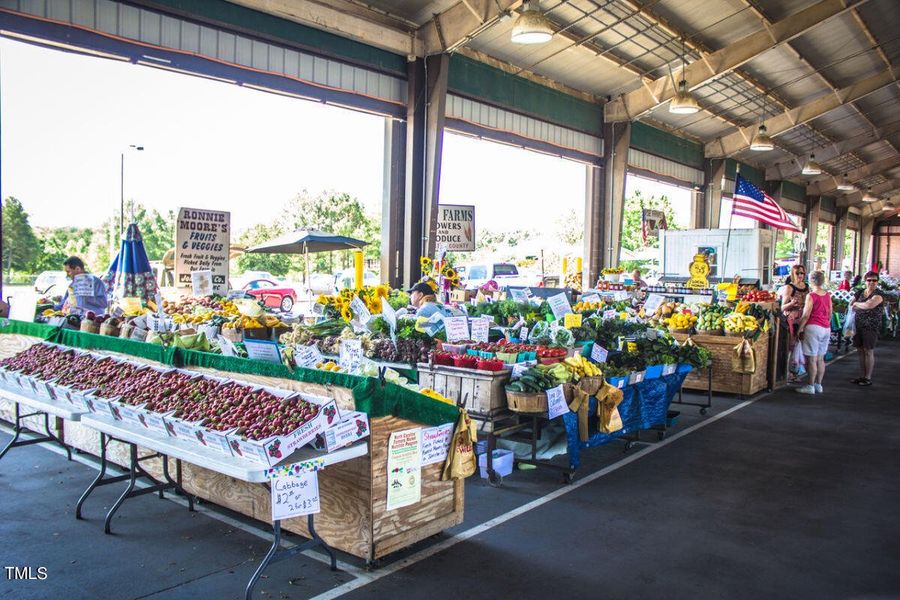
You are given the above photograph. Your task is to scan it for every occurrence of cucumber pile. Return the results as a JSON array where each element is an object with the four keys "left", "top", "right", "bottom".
[{"left": 506, "top": 367, "right": 556, "bottom": 393}]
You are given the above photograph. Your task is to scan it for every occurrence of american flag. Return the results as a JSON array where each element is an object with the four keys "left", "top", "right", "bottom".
[{"left": 732, "top": 174, "right": 801, "bottom": 232}]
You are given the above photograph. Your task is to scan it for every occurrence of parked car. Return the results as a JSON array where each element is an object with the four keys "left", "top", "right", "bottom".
[
  {"left": 333, "top": 269, "right": 380, "bottom": 292},
  {"left": 233, "top": 270, "right": 276, "bottom": 290},
  {"left": 34, "top": 271, "right": 68, "bottom": 295},
  {"left": 242, "top": 279, "right": 297, "bottom": 312},
  {"left": 462, "top": 263, "right": 530, "bottom": 290}
]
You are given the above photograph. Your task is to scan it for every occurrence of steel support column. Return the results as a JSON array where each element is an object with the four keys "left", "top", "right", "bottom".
[
  {"left": 832, "top": 208, "right": 848, "bottom": 271},
  {"left": 599, "top": 122, "right": 630, "bottom": 269},
  {"left": 381, "top": 118, "right": 406, "bottom": 288},
  {"left": 403, "top": 54, "right": 449, "bottom": 288},
  {"left": 858, "top": 218, "right": 875, "bottom": 274},
  {"left": 804, "top": 196, "right": 822, "bottom": 272},
  {"left": 584, "top": 165, "right": 605, "bottom": 288},
  {"left": 701, "top": 159, "right": 726, "bottom": 229}
]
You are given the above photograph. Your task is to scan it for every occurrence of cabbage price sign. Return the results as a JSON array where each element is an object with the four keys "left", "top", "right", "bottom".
[
  {"left": 436, "top": 204, "right": 475, "bottom": 252},
  {"left": 175, "top": 208, "right": 231, "bottom": 295}
]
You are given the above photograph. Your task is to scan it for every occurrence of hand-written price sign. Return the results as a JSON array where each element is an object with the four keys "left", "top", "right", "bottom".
[
  {"left": 294, "top": 344, "right": 323, "bottom": 369},
  {"left": 470, "top": 318, "right": 490, "bottom": 343},
  {"left": 643, "top": 294, "right": 665, "bottom": 313},
  {"left": 603, "top": 309, "right": 617, "bottom": 320},
  {"left": 271, "top": 470, "right": 320, "bottom": 520},
  {"left": 546, "top": 385, "right": 571, "bottom": 420},
  {"left": 563, "top": 313, "right": 582, "bottom": 328},
  {"left": 443, "top": 316, "right": 470, "bottom": 342},
  {"left": 591, "top": 344, "right": 609, "bottom": 364},
  {"left": 339, "top": 339, "right": 363, "bottom": 372}
]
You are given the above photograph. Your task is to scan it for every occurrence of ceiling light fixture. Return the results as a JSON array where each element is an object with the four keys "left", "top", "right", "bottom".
[
  {"left": 511, "top": 1, "right": 554, "bottom": 45},
  {"left": 669, "top": 38, "right": 699, "bottom": 115},
  {"left": 836, "top": 173, "right": 855, "bottom": 192},
  {"left": 750, "top": 124, "right": 774, "bottom": 151},
  {"left": 801, "top": 152, "right": 822, "bottom": 176},
  {"left": 862, "top": 187, "right": 877, "bottom": 202}
]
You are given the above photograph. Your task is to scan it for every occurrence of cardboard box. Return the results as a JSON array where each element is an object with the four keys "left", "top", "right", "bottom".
[
  {"left": 449, "top": 290, "right": 474, "bottom": 303},
  {"left": 312, "top": 411, "right": 370, "bottom": 453}
]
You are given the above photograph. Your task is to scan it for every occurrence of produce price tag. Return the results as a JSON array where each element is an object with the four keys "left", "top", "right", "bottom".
[
  {"left": 546, "top": 385, "right": 570, "bottom": 420},
  {"left": 643, "top": 294, "right": 665, "bottom": 313},
  {"left": 381, "top": 297, "right": 397, "bottom": 331},
  {"left": 613, "top": 291, "right": 631, "bottom": 301},
  {"left": 547, "top": 292, "right": 573, "bottom": 320},
  {"left": 582, "top": 294, "right": 602, "bottom": 304},
  {"left": 519, "top": 327, "right": 529, "bottom": 342},
  {"left": 511, "top": 362, "right": 535, "bottom": 378},
  {"left": 563, "top": 313, "right": 582, "bottom": 328},
  {"left": 590, "top": 344, "right": 609, "bottom": 364},
  {"left": 470, "top": 318, "right": 490, "bottom": 343},
  {"left": 72, "top": 274, "right": 94, "bottom": 297},
  {"left": 509, "top": 288, "right": 529, "bottom": 303},
  {"left": 602, "top": 309, "right": 617, "bottom": 320},
  {"left": 349, "top": 297, "right": 372, "bottom": 325},
  {"left": 444, "top": 316, "right": 470, "bottom": 342},
  {"left": 217, "top": 335, "right": 238, "bottom": 357},
  {"left": 684, "top": 294, "right": 708, "bottom": 305},
  {"left": 244, "top": 339, "right": 282, "bottom": 364},
  {"left": 191, "top": 270, "right": 213, "bottom": 297},
  {"left": 339, "top": 339, "right": 363, "bottom": 372},
  {"left": 271, "top": 470, "right": 320, "bottom": 520},
  {"left": 294, "top": 344, "right": 323, "bottom": 369}
]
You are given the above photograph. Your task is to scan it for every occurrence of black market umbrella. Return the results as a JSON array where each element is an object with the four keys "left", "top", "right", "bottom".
[{"left": 247, "top": 230, "right": 369, "bottom": 291}]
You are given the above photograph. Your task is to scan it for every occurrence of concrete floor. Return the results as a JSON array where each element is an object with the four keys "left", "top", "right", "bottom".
[{"left": 1, "top": 342, "right": 898, "bottom": 600}]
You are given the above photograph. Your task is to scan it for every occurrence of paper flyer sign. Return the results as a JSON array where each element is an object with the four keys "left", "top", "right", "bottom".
[
  {"left": 8, "top": 293, "right": 38, "bottom": 323},
  {"left": 271, "top": 470, "right": 320, "bottom": 520},
  {"left": 191, "top": 270, "right": 213, "bottom": 296},
  {"left": 386, "top": 429, "right": 422, "bottom": 511},
  {"left": 591, "top": 344, "right": 609, "bottom": 364},
  {"left": 564, "top": 313, "right": 582, "bottom": 328},
  {"left": 547, "top": 292, "right": 573, "bottom": 320},
  {"left": 175, "top": 207, "right": 230, "bottom": 295},
  {"left": 339, "top": 339, "right": 363, "bottom": 372},
  {"left": 244, "top": 339, "right": 282, "bottom": 364},
  {"left": 72, "top": 274, "right": 94, "bottom": 297},
  {"left": 420, "top": 423, "right": 454, "bottom": 466},
  {"left": 582, "top": 294, "right": 602, "bottom": 304},
  {"left": 349, "top": 296, "right": 372, "bottom": 324},
  {"left": 381, "top": 297, "right": 397, "bottom": 330},
  {"left": 643, "top": 294, "right": 665, "bottom": 313},
  {"left": 294, "top": 344, "right": 323, "bottom": 369},
  {"left": 546, "top": 385, "right": 570, "bottom": 420},
  {"left": 470, "top": 318, "right": 490, "bottom": 343},
  {"left": 443, "top": 316, "right": 470, "bottom": 342},
  {"left": 217, "top": 335, "right": 238, "bottom": 357}
]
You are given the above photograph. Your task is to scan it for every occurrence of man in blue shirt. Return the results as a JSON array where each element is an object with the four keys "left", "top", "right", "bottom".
[{"left": 56, "top": 256, "right": 108, "bottom": 315}]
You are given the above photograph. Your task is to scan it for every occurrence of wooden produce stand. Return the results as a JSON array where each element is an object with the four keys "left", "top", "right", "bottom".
[
  {"left": 672, "top": 331, "right": 771, "bottom": 396},
  {"left": 0, "top": 332, "right": 464, "bottom": 564},
  {"left": 416, "top": 363, "right": 510, "bottom": 418}
]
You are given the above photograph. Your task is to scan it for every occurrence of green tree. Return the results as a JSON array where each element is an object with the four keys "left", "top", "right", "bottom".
[
  {"left": 280, "top": 190, "right": 379, "bottom": 275},
  {"left": 32, "top": 227, "right": 92, "bottom": 273},
  {"left": 2, "top": 197, "right": 42, "bottom": 280},
  {"left": 555, "top": 209, "right": 584, "bottom": 246},
  {"left": 237, "top": 223, "right": 292, "bottom": 276},
  {"left": 621, "top": 190, "right": 680, "bottom": 253}
]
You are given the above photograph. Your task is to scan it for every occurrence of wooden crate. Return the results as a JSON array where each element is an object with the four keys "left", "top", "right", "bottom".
[
  {"left": 417, "top": 363, "right": 510, "bottom": 415},
  {"left": 672, "top": 333, "right": 770, "bottom": 396}
]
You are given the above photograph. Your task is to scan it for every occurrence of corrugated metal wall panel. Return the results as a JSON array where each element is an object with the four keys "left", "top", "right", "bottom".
[
  {"left": 0, "top": 0, "right": 406, "bottom": 106},
  {"left": 445, "top": 94, "right": 603, "bottom": 159},
  {"left": 627, "top": 149, "right": 703, "bottom": 186}
]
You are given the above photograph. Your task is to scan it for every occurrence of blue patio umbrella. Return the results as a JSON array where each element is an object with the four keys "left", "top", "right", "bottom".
[{"left": 103, "top": 223, "right": 159, "bottom": 302}]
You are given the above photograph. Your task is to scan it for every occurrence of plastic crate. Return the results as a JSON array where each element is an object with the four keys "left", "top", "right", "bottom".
[
  {"left": 479, "top": 449, "right": 514, "bottom": 479},
  {"left": 644, "top": 364, "right": 664, "bottom": 380}
]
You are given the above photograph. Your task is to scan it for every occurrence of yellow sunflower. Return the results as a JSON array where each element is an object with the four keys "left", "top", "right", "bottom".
[
  {"left": 443, "top": 267, "right": 457, "bottom": 280},
  {"left": 420, "top": 257, "right": 432, "bottom": 271},
  {"left": 316, "top": 294, "right": 328, "bottom": 305},
  {"left": 376, "top": 284, "right": 389, "bottom": 298},
  {"left": 340, "top": 305, "right": 353, "bottom": 321},
  {"left": 425, "top": 278, "right": 439, "bottom": 294}
]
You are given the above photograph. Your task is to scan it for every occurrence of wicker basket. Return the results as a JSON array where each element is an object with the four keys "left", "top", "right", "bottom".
[
  {"left": 668, "top": 327, "right": 692, "bottom": 334},
  {"left": 99, "top": 322, "right": 120, "bottom": 337},
  {"left": 506, "top": 390, "right": 548, "bottom": 413},
  {"left": 696, "top": 328, "right": 723, "bottom": 336},
  {"left": 80, "top": 320, "right": 100, "bottom": 334},
  {"left": 724, "top": 330, "right": 746, "bottom": 338}
]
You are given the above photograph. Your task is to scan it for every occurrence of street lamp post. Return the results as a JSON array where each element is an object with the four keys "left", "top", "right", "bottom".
[{"left": 120, "top": 144, "right": 144, "bottom": 236}]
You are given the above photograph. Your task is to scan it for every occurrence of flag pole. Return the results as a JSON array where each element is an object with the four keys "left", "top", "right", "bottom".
[{"left": 722, "top": 164, "right": 738, "bottom": 283}]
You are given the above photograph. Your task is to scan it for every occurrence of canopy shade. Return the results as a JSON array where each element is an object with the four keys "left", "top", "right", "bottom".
[{"left": 246, "top": 230, "right": 368, "bottom": 254}]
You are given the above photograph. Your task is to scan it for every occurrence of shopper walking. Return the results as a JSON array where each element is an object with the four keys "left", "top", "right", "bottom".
[
  {"left": 780, "top": 264, "right": 809, "bottom": 381},
  {"left": 838, "top": 270, "right": 853, "bottom": 291},
  {"left": 797, "top": 271, "right": 832, "bottom": 394},
  {"left": 850, "top": 271, "right": 884, "bottom": 386}
]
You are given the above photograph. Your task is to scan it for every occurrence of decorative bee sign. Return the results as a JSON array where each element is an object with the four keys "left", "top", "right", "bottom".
[{"left": 686, "top": 253, "right": 711, "bottom": 289}]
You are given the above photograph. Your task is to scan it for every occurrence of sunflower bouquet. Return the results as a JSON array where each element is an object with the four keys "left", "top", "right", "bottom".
[
  {"left": 316, "top": 284, "right": 391, "bottom": 322},
  {"left": 419, "top": 256, "right": 462, "bottom": 291}
]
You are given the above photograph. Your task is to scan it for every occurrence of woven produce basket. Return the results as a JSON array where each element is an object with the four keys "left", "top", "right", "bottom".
[
  {"left": 696, "top": 328, "right": 723, "bottom": 336},
  {"left": 80, "top": 320, "right": 100, "bottom": 334},
  {"left": 119, "top": 323, "right": 135, "bottom": 339},
  {"left": 668, "top": 327, "right": 692, "bottom": 334},
  {"left": 99, "top": 322, "right": 120, "bottom": 337},
  {"left": 506, "top": 390, "right": 548, "bottom": 413},
  {"left": 724, "top": 330, "right": 746, "bottom": 338}
]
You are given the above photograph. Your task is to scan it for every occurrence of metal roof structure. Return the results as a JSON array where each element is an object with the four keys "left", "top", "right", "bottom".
[{"left": 223, "top": 0, "right": 899, "bottom": 213}]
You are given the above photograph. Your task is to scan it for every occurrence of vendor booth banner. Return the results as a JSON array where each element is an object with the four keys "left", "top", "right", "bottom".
[{"left": 175, "top": 207, "right": 230, "bottom": 295}]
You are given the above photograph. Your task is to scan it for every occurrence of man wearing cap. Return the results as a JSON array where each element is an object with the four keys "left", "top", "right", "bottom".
[{"left": 408, "top": 281, "right": 441, "bottom": 318}]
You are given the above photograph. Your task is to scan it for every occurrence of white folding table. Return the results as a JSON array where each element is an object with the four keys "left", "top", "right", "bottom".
[{"left": 0, "top": 386, "right": 83, "bottom": 461}]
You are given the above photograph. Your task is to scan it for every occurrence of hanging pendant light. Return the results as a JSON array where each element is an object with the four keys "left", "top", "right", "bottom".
[
  {"left": 862, "top": 187, "right": 877, "bottom": 202},
  {"left": 750, "top": 124, "right": 774, "bottom": 151},
  {"left": 511, "top": 1, "right": 554, "bottom": 44},
  {"left": 882, "top": 201, "right": 895, "bottom": 212},
  {"left": 801, "top": 153, "right": 822, "bottom": 175},
  {"left": 669, "top": 39, "right": 699, "bottom": 114},
  {"left": 836, "top": 173, "right": 855, "bottom": 192}
]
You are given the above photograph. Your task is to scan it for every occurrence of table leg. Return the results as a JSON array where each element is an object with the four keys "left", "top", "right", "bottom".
[
  {"left": 161, "top": 454, "right": 194, "bottom": 512},
  {"left": 42, "top": 412, "right": 71, "bottom": 461},
  {"left": 76, "top": 432, "right": 114, "bottom": 519},
  {"left": 105, "top": 443, "right": 139, "bottom": 534},
  {"left": 0, "top": 402, "right": 22, "bottom": 460}
]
